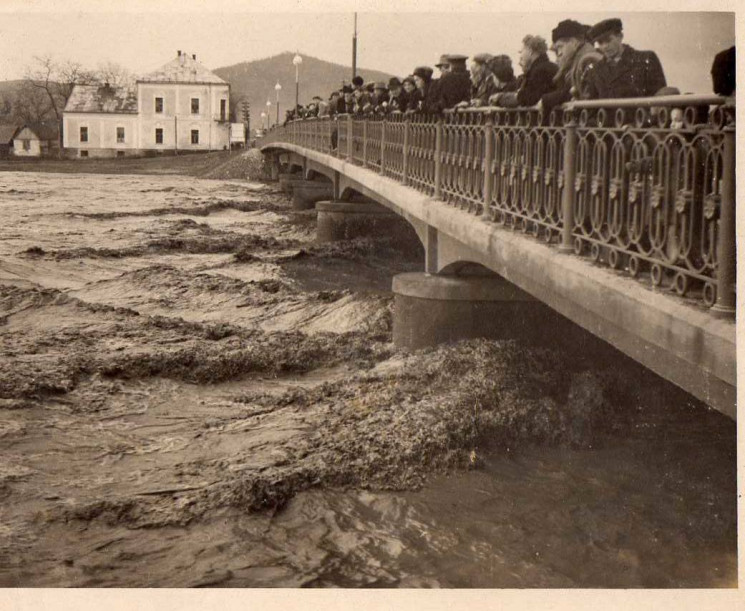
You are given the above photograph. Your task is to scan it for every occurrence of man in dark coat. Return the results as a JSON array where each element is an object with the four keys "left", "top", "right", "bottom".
[
  {"left": 387, "top": 77, "right": 408, "bottom": 112},
  {"left": 492, "top": 35, "right": 558, "bottom": 107},
  {"left": 425, "top": 54, "right": 471, "bottom": 113},
  {"left": 540, "top": 19, "right": 602, "bottom": 116},
  {"left": 711, "top": 46, "right": 735, "bottom": 96},
  {"left": 585, "top": 18, "right": 667, "bottom": 99}
]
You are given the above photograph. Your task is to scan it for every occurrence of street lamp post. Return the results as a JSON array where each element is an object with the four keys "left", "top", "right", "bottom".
[
  {"left": 266, "top": 99, "right": 272, "bottom": 127},
  {"left": 274, "top": 82, "right": 282, "bottom": 126},
  {"left": 292, "top": 53, "right": 303, "bottom": 112}
]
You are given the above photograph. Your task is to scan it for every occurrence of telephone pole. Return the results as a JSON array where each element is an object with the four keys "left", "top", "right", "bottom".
[{"left": 352, "top": 12, "right": 358, "bottom": 79}]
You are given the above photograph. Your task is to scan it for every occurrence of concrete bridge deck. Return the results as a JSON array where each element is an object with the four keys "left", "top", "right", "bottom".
[{"left": 260, "top": 113, "right": 736, "bottom": 419}]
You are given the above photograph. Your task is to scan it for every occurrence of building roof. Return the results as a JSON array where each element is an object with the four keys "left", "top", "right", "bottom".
[
  {"left": 0, "top": 125, "right": 19, "bottom": 143},
  {"left": 137, "top": 52, "right": 226, "bottom": 85},
  {"left": 18, "top": 122, "right": 59, "bottom": 141},
  {"left": 65, "top": 84, "right": 138, "bottom": 114}
]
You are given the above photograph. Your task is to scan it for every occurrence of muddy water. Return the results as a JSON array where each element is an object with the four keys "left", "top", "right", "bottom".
[{"left": 0, "top": 170, "right": 736, "bottom": 588}]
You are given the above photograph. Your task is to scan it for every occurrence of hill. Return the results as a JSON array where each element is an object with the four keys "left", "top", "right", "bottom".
[{"left": 214, "top": 52, "right": 395, "bottom": 131}]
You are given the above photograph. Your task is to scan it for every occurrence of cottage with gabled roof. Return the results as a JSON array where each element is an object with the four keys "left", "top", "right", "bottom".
[
  {"left": 13, "top": 122, "right": 60, "bottom": 157},
  {"left": 63, "top": 51, "right": 230, "bottom": 158}
]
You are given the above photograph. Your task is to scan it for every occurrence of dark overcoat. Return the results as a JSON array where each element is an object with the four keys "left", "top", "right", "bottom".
[{"left": 586, "top": 44, "right": 667, "bottom": 99}]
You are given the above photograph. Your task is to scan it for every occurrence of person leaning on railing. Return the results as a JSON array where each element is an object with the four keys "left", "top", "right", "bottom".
[
  {"left": 424, "top": 54, "right": 472, "bottom": 114},
  {"left": 583, "top": 18, "right": 667, "bottom": 100},
  {"left": 460, "top": 53, "right": 499, "bottom": 107},
  {"left": 537, "top": 19, "right": 602, "bottom": 117},
  {"left": 407, "top": 66, "right": 434, "bottom": 113},
  {"left": 489, "top": 35, "right": 558, "bottom": 108}
]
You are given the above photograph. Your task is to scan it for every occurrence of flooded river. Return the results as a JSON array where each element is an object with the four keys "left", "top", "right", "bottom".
[{"left": 0, "top": 167, "right": 736, "bottom": 588}]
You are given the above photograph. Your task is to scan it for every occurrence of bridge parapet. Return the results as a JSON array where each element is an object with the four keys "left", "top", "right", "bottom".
[{"left": 260, "top": 95, "right": 735, "bottom": 317}]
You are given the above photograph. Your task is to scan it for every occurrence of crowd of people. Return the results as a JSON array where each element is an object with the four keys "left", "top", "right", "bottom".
[{"left": 283, "top": 17, "right": 735, "bottom": 125}]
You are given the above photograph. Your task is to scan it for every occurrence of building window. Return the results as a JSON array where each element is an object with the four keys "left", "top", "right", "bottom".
[
  {"left": 191, "top": 98, "right": 199, "bottom": 114},
  {"left": 80, "top": 150, "right": 88, "bottom": 158},
  {"left": 155, "top": 128, "right": 163, "bottom": 144},
  {"left": 155, "top": 97, "right": 164, "bottom": 113},
  {"left": 116, "top": 127, "right": 125, "bottom": 143},
  {"left": 80, "top": 126, "right": 88, "bottom": 143},
  {"left": 22, "top": 140, "right": 30, "bottom": 151},
  {"left": 191, "top": 130, "right": 199, "bottom": 145},
  {"left": 220, "top": 99, "right": 226, "bottom": 121}
]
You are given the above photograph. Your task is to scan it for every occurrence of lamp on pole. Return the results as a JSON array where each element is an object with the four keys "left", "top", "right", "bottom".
[
  {"left": 260, "top": 111, "right": 266, "bottom": 130},
  {"left": 274, "top": 82, "right": 282, "bottom": 125},
  {"left": 292, "top": 53, "right": 303, "bottom": 112},
  {"left": 266, "top": 99, "right": 272, "bottom": 127}
]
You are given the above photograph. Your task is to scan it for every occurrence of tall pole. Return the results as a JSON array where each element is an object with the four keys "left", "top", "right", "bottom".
[{"left": 352, "top": 12, "right": 358, "bottom": 79}]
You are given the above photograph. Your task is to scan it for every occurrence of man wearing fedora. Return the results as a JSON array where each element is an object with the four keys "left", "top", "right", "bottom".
[{"left": 585, "top": 18, "right": 667, "bottom": 99}]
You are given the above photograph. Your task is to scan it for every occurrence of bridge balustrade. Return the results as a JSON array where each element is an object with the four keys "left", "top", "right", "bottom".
[{"left": 259, "top": 95, "right": 735, "bottom": 316}]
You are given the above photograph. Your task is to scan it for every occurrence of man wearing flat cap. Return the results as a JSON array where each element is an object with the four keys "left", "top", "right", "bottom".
[
  {"left": 540, "top": 19, "right": 602, "bottom": 116},
  {"left": 425, "top": 53, "right": 471, "bottom": 113},
  {"left": 585, "top": 18, "right": 667, "bottom": 99}
]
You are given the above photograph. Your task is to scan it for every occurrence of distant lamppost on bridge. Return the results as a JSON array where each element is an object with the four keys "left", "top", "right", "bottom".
[
  {"left": 274, "top": 82, "right": 282, "bottom": 126},
  {"left": 292, "top": 53, "right": 303, "bottom": 111},
  {"left": 266, "top": 99, "right": 272, "bottom": 127}
]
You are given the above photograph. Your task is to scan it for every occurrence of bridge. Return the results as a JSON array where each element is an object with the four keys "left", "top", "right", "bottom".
[{"left": 259, "top": 96, "right": 736, "bottom": 419}]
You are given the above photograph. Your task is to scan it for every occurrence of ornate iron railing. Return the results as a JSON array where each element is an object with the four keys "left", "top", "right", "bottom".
[{"left": 259, "top": 96, "right": 735, "bottom": 316}]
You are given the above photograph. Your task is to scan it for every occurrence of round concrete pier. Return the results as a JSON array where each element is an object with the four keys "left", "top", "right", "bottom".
[
  {"left": 316, "top": 201, "right": 400, "bottom": 242},
  {"left": 278, "top": 173, "right": 305, "bottom": 194},
  {"left": 292, "top": 181, "right": 334, "bottom": 210},
  {"left": 392, "top": 272, "right": 554, "bottom": 350}
]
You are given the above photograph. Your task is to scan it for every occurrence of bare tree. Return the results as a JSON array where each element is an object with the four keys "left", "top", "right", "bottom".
[
  {"left": 11, "top": 81, "right": 55, "bottom": 124},
  {"left": 93, "top": 61, "right": 135, "bottom": 89},
  {"left": 24, "top": 55, "right": 94, "bottom": 123}
]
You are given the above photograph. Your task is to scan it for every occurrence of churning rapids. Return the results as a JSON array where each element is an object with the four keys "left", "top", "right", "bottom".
[{"left": 0, "top": 167, "right": 735, "bottom": 588}]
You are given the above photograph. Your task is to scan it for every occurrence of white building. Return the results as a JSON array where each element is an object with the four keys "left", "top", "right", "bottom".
[{"left": 63, "top": 52, "right": 230, "bottom": 158}]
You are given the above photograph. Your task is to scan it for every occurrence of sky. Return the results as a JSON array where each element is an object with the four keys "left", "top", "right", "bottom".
[{"left": 0, "top": 1, "right": 735, "bottom": 95}]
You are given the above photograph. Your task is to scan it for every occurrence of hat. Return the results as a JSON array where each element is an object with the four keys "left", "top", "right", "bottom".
[
  {"left": 365, "top": 82, "right": 375, "bottom": 92},
  {"left": 312, "top": 95, "right": 322, "bottom": 101},
  {"left": 388, "top": 77, "right": 402, "bottom": 88},
  {"left": 352, "top": 75, "right": 364, "bottom": 88},
  {"left": 413, "top": 66, "right": 433, "bottom": 81},
  {"left": 487, "top": 55, "right": 515, "bottom": 82},
  {"left": 552, "top": 19, "right": 588, "bottom": 43},
  {"left": 471, "top": 53, "right": 494, "bottom": 65},
  {"left": 435, "top": 54, "right": 450, "bottom": 68},
  {"left": 341, "top": 85, "right": 353, "bottom": 94},
  {"left": 587, "top": 18, "right": 623, "bottom": 42}
]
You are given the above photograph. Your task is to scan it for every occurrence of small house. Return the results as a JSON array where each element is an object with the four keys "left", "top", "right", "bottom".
[{"left": 12, "top": 122, "right": 59, "bottom": 157}]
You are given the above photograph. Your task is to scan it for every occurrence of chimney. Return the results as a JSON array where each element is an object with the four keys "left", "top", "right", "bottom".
[{"left": 192, "top": 54, "right": 196, "bottom": 60}]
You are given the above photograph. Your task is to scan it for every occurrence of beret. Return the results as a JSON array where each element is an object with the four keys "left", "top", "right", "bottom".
[
  {"left": 471, "top": 53, "right": 494, "bottom": 64},
  {"left": 587, "top": 18, "right": 623, "bottom": 42},
  {"left": 413, "top": 66, "right": 433, "bottom": 80}
]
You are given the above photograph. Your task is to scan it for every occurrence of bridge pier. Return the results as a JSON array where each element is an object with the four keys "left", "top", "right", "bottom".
[
  {"left": 278, "top": 172, "right": 305, "bottom": 194},
  {"left": 316, "top": 201, "right": 403, "bottom": 243},
  {"left": 291, "top": 181, "right": 334, "bottom": 210},
  {"left": 392, "top": 271, "right": 564, "bottom": 350}
]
